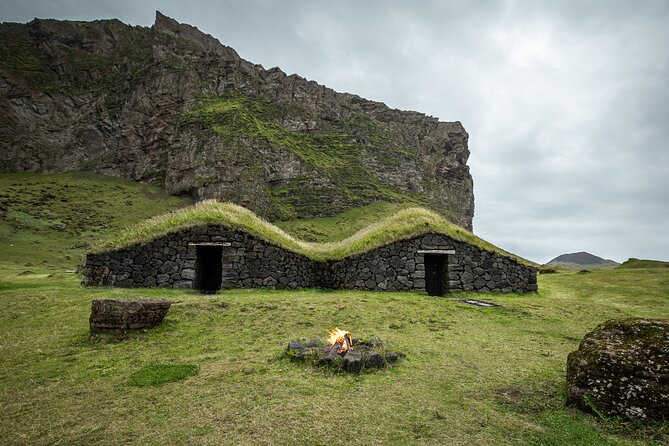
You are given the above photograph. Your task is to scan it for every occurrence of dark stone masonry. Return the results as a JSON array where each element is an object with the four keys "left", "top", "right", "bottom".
[{"left": 83, "top": 226, "right": 537, "bottom": 293}]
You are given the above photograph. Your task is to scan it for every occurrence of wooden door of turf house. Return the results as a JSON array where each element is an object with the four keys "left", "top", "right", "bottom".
[
  {"left": 195, "top": 245, "right": 223, "bottom": 293},
  {"left": 424, "top": 254, "right": 447, "bottom": 296}
]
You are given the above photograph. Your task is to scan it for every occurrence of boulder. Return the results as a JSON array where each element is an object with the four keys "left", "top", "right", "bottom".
[
  {"left": 90, "top": 298, "right": 171, "bottom": 333},
  {"left": 343, "top": 351, "right": 363, "bottom": 373},
  {"left": 287, "top": 340, "right": 305, "bottom": 351},
  {"left": 316, "top": 346, "right": 343, "bottom": 367},
  {"left": 363, "top": 351, "right": 385, "bottom": 369},
  {"left": 566, "top": 318, "right": 669, "bottom": 420}
]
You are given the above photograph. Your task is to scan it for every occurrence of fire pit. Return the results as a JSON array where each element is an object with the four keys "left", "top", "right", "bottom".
[{"left": 286, "top": 327, "right": 404, "bottom": 373}]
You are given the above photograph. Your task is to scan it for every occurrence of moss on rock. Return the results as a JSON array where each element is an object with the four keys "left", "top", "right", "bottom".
[{"left": 566, "top": 318, "right": 669, "bottom": 421}]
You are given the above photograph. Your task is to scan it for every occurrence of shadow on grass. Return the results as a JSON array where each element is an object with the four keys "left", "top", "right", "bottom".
[{"left": 496, "top": 379, "right": 669, "bottom": 445}]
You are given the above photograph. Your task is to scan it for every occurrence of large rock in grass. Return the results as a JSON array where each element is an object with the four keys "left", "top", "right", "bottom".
[
  {"left": 566, "top": 318, "right": 669, "bottom": 420},
  {"left": 90, "top": 298, "right": 171, "bottom": 333}
]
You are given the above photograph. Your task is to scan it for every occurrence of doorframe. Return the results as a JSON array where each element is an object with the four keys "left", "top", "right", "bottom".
[
  {"left": 189, "top": 242, "right": 231, "bottom": 292},
  {"left": 418, "top": 249, "right": 455, "bottom": 296}
]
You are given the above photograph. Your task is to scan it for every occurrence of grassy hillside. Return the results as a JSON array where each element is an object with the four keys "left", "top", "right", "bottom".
[
  {"left": 275, "top": 200, "right": 417, "bottom": 242},
  {"left": 1, "top": 173, "right": 526, "bottom": 268},
  {"left": 0, "top": 172, "right": 187, "bottom": 269},
  {"left": 619, "top": 258, "right": 669, "bottom": 269}
]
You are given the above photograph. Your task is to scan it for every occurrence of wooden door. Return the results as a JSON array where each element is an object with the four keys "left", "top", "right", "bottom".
[
  {"left": 196, "top": 245, "right": 223, "bottom": 293},
  {"left": 425, "top": 254, "right": 446, "bottom": 296}
]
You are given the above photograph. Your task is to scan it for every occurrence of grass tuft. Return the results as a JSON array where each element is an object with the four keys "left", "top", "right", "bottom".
[{"left": 128, "top": 363, "right": 199, "bottom": 387}]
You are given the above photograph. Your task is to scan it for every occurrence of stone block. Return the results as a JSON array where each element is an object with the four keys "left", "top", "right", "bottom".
[
  {"left": 364, "top": 351, "right": 385, "bottom": 369},
  {"left": 89, "top": 299, "right": 171, "bottom": 333},
  {"left": 263, "top": 276, "right": 278, "bottom": 287},
  {"left": 473, "top": 278, "right": 486, "bottom": 289}
]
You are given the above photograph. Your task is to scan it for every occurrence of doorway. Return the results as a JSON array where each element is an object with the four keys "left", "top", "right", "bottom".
[
  {"left": 424, "top": 254, "right": 448, "bottom": 296},
  {"left": 195, "top": 245, "right": 223, "bottom": 293}
]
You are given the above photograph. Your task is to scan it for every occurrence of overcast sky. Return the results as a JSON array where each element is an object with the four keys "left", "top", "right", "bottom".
[{"left": 2, "top": 0, "right": 668, "bottom": 263}]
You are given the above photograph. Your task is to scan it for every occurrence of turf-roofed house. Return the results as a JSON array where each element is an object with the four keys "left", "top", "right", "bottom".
[{"left": 82, "top": 201, "right": 538, "bottom": 295}]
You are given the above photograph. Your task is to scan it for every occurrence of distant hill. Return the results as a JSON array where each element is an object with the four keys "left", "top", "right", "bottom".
[
  {"left": 545, "top": 252, "right": 620, "bottom": 270},
  {"left": 618, "top": 258, "right": 669, "bottom": 269}
]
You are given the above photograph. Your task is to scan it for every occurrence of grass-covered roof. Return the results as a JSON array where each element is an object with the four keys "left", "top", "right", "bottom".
[{"left": 91, "top": 200, "right": 536, "bottom": 266}]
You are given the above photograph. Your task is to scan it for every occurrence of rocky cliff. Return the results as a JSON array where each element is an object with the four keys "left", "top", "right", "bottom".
[{"left": 0, "top": 12, "right": 474, "bottom": 228}]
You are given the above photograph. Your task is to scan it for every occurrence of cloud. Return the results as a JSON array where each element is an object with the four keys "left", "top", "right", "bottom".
[{"left": 2, "top": 0, "right": 668, "bottom": 263}]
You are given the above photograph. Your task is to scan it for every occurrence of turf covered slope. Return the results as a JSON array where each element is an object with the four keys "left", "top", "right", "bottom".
[
  {"left": 92, "top": 200, "right": 535, "bottom": 265},
  {"left": 618, "top": 258, "right": 669, "bottom": 268},
  {"left": 0, "top": 172, "right": 186, "bottom": 269}
]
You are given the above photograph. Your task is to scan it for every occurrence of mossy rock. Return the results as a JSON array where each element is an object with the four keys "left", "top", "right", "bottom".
[{"left": 566, "top": 318, "right": 669, "bottom": 420}]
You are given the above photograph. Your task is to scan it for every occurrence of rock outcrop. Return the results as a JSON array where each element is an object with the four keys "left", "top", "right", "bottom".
[
  {"left": 566, "top": 318, "right": 669, "bottom": 421},
  {"left": 89, "top": 298, "right": 171, "bottom": 333},
  {"left": 0, "top": 12, "right": 474, "bottom": 229}
]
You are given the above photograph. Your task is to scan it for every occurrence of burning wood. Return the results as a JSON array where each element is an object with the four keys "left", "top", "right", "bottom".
[
  {"left": 286, "top": 332, "right": 404, "bottom": 374},
  {"left": 328, "top": 327, "right": 352, "bottom": 355}
]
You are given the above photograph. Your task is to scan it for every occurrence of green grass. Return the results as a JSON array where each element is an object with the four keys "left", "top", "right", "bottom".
[
  {"left": 91, "top": 199, "right": 536, "bottom": 265},
  {"left": 0, "top": 173, "right": 667, "bottom": 444},
  {"left": 1, "top": 266, "right": 667, "bottom": 445},
  {"left": 0, "top": 172, "right": 187, "bottom": 269},
  {"left": 619, "top": 258, "right": 669, "bottom": 269},
  {"left": 275, "top": 200, "right": 417, "bottom": 242},
  {"left": 128, "top": 364, "right": 199, "bottom": 387}
]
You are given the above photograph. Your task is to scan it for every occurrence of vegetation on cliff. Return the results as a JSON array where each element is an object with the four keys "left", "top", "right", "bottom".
[{"left": 178, "top": 93, "right": 422, "bottom": 219}]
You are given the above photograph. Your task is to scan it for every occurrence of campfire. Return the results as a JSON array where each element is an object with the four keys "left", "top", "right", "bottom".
[
  {"left": 286, "top": 327, "right": 404, "bottom": 373},
  {"left": 328, "top": 327, "right": 352, "bottom": 355}
]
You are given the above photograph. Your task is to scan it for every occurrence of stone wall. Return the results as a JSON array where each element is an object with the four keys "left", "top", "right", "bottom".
[
  {"left": 83, "top": 226, "right": 317, "bottom": 290},
  {"left": 83, "top": 226, "right": 537, "bottom": 293},
  {"left": 327, "top": 233, "right": 537, "bottom": 292}
]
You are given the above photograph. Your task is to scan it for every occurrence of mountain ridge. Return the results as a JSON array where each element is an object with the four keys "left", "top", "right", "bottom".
[
  {"left": 546, "top": 251, "right": 620, "bottom": 270},
  {"left": 0, "top": 11, "right": 475, "bottom": 228}
]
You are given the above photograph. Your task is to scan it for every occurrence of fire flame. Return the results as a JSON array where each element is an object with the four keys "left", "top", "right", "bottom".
[{"left": 328, "top": 327, "right": 352, "bottom": 354}]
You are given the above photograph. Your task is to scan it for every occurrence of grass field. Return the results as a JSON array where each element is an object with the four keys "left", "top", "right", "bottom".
[
  {"left": 1, "top": 173, "right": 668, "bottom": 445},
  {"left": 1, "top": 265, "right": 668, "bottom": 445}
]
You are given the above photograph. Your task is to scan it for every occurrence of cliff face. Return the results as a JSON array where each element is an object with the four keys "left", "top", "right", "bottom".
[{"left": 0, "top": 12, "right": 474, "bottom": 229}]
